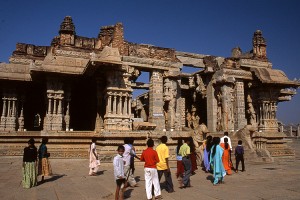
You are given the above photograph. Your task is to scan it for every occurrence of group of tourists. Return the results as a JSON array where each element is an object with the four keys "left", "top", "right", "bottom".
[
  {"left": 22, "top": 132, "right": 245, "bottom": 200},
  {"left": 22, "top": 137, "right": 52, "bottom": 189},
  {"left": 201, "top": 132, "right": 246, "bottom": 185},
  {"left": 111, "top": 132, "right": 246, "bottom": 199},
  {"left": 113, "top": 136, "right": 172, "bottom": 200}
]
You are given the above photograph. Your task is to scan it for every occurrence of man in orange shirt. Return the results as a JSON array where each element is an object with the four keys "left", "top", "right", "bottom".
[
  {"left": 156, "top": 136, "right": 174, "bottom": 193},
  {"left": 140, "top": 138, "right": 162, "bottom": 200}
]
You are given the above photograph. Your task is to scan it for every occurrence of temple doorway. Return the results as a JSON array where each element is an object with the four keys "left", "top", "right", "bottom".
[{"left": 69, "top": 77, "right": 97, "bottom": 131}]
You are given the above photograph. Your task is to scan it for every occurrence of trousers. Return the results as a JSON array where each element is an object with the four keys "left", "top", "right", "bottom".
[{"left": 144, "top": 168, "right": 161, "bottom": 199}]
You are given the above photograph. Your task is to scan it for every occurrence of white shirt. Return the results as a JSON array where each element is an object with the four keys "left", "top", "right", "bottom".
[
  {"left": 123, "top": 144, "right": 131, "bottom": 166},
  {"left": 220, "top": 135, "right": 232, "bottom": 150},
  {"left": 113, "top": 154, "right": 125, "bottom": 180}
]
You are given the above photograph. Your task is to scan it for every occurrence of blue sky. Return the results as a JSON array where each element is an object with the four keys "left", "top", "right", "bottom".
[{"left": 0, "top": 0, "right": 299, "bottom": 125}]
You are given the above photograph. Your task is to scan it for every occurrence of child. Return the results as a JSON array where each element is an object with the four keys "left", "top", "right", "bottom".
[
  {"left": 113, "top": 145, "right": 126, "bottom": 200},
  {"left": 235, "top": 140, "right": 245, "bottom": 172}
]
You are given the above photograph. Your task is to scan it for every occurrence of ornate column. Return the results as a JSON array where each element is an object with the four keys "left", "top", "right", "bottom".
[
  {"left": 0, "top": 98, "right": 7, "bottom": 130},
  {"left": 58, "top": 99, "right": 62, "bottom": 114},
  {"left": 48, "top": 98, "right": 52, "bottom": 114},
  {"left": 148, "top": 70, "right": 164, "bottom": 130},
  {"left": 7, "top": 100, "right": 11, "bottom": 117},
  {"left": 118, "top": 93, "right": 122, "bottom": 115},
  {"left": 123, "top": 95, "right": 128, "bottom": 116},
  {"left": 113, "top": 94, "right": 117, "bottom": 114},
  {"left": 18, "top": 104, "right": 24, "bottom": 131},
  {"left": 234, "top": 81, "right": 246, "bottom": 131},
  {"left": 107, "top": 94, "right": 112, "bottom": 114},
  {"left": 128, "top": 94, "right": 132, "bottom": 117},
  {"left": 207, "top": 81, "right": 217, "bottom": 132},
  {"left": 53, "top": 99, "right": 57, "bottom": 114},
  {"left": 12, "top": 99, "right": 16, "bottom": 117}
]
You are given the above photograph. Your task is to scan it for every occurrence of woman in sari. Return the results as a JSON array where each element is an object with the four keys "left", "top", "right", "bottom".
[
  {"left": 220, "top": 138, "right": 232, "bottom": 175},
  {"left": 203, "top": 135, "right": 213, "bottom": 173},
  {"left": 89, "top": 137, "right": 99, "bottom": 176},
  {"left": 210, "top": 137, "right": 226, "bottom": 185},
  {"left": 38, "top": 137, "right": 52, "bottom": 183},
  {"left": 22, "top": 138, "right": 38, "bottom": 188}
]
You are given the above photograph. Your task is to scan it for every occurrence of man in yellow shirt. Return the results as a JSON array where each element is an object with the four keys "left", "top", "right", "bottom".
[
  {"left": 156, "top": 136, "right": 174, "bottom": 193},
  {"left": 179, "top": 138, "right": 191, "bottom": 188}
]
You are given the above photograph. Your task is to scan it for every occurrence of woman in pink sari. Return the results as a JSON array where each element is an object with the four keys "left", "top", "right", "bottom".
[{"left": 89, "top": 137, "right": 100, "bottom": 176}]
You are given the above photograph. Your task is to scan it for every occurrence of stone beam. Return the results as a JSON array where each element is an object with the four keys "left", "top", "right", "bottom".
[
  {"left": 131, "top": 82, "right": 149, "bottom": 89},
  {"left": 175, "top": 51, "right": 208, "bottom": 68}
]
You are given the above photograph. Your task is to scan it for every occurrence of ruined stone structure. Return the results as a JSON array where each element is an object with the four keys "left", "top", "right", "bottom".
[{"left": 0, "top": 17, "right": 299, "bottom": 159}]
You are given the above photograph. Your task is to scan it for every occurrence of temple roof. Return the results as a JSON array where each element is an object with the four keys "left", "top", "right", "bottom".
[{"left": 251, "top": 68, "right": 300, "bottom": 86}]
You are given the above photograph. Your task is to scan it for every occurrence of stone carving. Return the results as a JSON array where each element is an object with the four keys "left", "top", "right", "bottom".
[
  {"left": 231, "top": 47, "right": 242, "bottom": 58},
  {"left": 247, "top": 95, "right": 257, "bottom": 126},
  {"left": 195, "top": 74, "right": 206, "bottom": 97},
  {"left": 234, "top": 125, "right": 256, "bottom": 152},
  {"left": 252, "top": 30, "right": 267, "bottom": 61},
  {"left": 220, "top": 58, "right": 240, "bottom": 69},
  {"left": 191, "top": 123, "right": 209, "bottom": 147},
  {"left": 203, "top": 56, "right": 219, "bottom": 71},
  {"left": 163, "top": 78, "right": 177, "bottom": 130}
]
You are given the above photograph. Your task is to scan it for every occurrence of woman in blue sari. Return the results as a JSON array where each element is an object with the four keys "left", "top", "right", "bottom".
[
  {"left": 210, "top": 137, "right": 226, "bottom": 185},
  {"left": 203, "top": 135, "right": 213, "bottom": 172}
]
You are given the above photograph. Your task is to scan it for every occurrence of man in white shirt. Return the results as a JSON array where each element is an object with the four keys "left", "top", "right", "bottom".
[
  {"left": 123, "top": 138, "right": 132, "bottom": 187},
  {"left": 220, "top": 131, "right": 232, "bottom": 151}
]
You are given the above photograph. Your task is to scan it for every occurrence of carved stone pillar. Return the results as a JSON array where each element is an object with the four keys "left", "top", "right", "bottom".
[
  {"left": 12, "top": 100, "right": 16, "bottom": 117},
  {"left": 234, "top": 81, "right": 246, "bottom": 131},
  {"left": 118, "top": 93, "right": 122, "bottom": 115},
  {"left": 7, "top": 100, "right": 11, "bottom": 117},
  {"left": 109, "top": 95, "right": 112, "bottom": 114},
  {"left": 18, "top": 105, "right": 24, "bottom": 131},
  {"left": 58, "top": 99, "right": 62, "bottom": 114},
  {"left": 64, "top": 102, "right": 70, "bottom": 131},
  {"left": 207, "top": 81, "right": 217, "bottom": 132},
  {"left": 123, "top": 95, "right": 128, "bottom": 115},
  {"left": 0, "top": 98, "right": 7, "bottom": 130},
  {"left": 43, "top": 78, "right": 64, "bottom": 131},
  {"left": 128, "top": 94, "right": 132, "bottom": 117},
  {"left": 48, "top": 98, "right": 52, "bottom": 114},
  {"left": 148, "top": 70, "right": 164, "bottom": 130},
  {"left": 113, "top": 94, "right": 117, "bottom": 114},
  {"left": 297, "top": 124, "right": 300, "bottom": 137},
  {"left": 53, "top": 99, "right": 57, "bottom": 114}
]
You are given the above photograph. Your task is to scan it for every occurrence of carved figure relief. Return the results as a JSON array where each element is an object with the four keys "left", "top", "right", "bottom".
[
  {"left": 247, "top": 95, "right": 257, "bottom": 126},
  {"left": 234, "top": 125, "right": 256, "bottom": 152},
  {"left": 163, "top": 78, "right": 177, "bottom": 130}
]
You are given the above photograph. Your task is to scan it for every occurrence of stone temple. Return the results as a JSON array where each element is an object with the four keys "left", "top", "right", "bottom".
[{"left": 0, "top": 16, "right": 299, "bottom": 160}]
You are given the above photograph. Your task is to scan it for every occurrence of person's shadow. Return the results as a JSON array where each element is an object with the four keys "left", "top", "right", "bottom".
[
  {"left": 134, "top": 176, "right": 140, "bottom": 183},
  {"left": 39, "top": 174, "right": 66, "bottom": 185},
  {"left": 206, "top": 175, "right": 214, "bottom": 183},
  {"left": 96, "top": 170, "right": 106, "bottom": 175},
  {"left": 124, "top": 188, "right": 133, "bottom": 199}
]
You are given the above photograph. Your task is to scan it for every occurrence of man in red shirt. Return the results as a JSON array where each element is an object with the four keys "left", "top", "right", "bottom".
[{"left": 140, "top": 138, "right": 162, "bottom": 200}]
